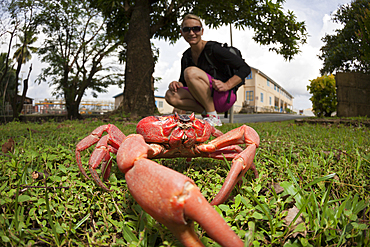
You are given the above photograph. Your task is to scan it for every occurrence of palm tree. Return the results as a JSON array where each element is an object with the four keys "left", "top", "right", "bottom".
[
  {"left": 12, "top": 30, "right": 38, "bottom": 64},
  {"left": 10, "top": 29, "right": 38, "bottom": 118}
]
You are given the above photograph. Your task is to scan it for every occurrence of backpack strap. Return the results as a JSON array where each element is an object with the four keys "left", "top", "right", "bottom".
[
  {"left": 204, "top": 42, "right": 233, "bottom": 104},
  {"left": 204, "top": 42, "right": 217, "bottom": 79},
  {"left": 204, "top": 42, "right": 217, "bottom": 99}
]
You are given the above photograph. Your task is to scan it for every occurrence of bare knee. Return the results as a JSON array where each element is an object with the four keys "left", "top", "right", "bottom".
[
  {"left": 165, "top": 90, "right": 177, "bottom": 106},
  {"left": 184, "top": 66, "right": 206, "bottom": 85}
]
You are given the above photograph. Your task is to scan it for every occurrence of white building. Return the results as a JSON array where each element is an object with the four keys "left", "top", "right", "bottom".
[{"left": 235, "top": 67, "right": 293, "bottom": 113}]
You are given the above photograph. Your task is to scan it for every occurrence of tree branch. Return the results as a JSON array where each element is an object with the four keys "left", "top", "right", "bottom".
[
  {"left": 0, "top": 22, "right": 18, "bottom": 87},
  {"left": 68, "top": 11, "right": 103, "bottom": 71},
  {"left": 150, "top": 0, "right": 190, "bottom": 36}
]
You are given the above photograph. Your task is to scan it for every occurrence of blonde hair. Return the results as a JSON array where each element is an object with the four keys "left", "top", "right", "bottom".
[{"left": 181, "top": 14, "right": 203, "bottom": 28}]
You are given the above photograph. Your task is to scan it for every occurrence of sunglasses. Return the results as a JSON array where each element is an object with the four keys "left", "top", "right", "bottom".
[{"left": 182, "top": 26, "right": 202, "bottom": 33}]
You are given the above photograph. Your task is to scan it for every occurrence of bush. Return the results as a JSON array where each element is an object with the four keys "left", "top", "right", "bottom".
[{"left": 307, "top": 74, "right": 337, "bottom": 117}]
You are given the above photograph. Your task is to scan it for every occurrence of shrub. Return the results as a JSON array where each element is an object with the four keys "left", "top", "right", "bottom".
[{"left": 307, "top": 74, "right": 337, "bottom": 117}]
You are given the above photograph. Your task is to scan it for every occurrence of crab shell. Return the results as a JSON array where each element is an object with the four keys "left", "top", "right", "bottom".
[{"left": 136, "top": 113, "right": 213, "bottom": 149}]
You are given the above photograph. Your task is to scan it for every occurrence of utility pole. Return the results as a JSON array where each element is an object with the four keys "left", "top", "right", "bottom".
[{"left": 229, "top": 24, "right": 234, "bottom": 123}]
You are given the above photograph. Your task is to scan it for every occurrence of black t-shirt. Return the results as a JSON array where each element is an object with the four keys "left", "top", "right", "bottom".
[{"left": 179, "top": 41, "right": 251, "bottom": 86}]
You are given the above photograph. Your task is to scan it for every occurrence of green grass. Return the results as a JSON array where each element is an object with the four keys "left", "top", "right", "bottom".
[{"left": 0, "top": 117, "right": 369, "bottom": 246}]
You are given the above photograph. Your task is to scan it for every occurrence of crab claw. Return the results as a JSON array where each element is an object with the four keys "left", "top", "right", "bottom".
[
  {"left": 197, "top": 125, "right": 260, "bottom": 205},
  {"left": 198, "top": 125, "right": 259, "bottom": 153},
  {"left": 117, "top": 135, "right": 243, "bottom": 247},
  {"left": 210, "top": 144, "right": 257, "bottom": 205}
]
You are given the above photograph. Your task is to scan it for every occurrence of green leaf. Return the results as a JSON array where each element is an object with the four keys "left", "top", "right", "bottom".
[
  {"left": 283, "top": 240, "right": 301, "bottom": 247},
  {"left": 0, "top": 182, "right": 8, "bottom": 192},
  {"left": 358, "top": 223, "right": 368, "bottom": 230},
  {"left": 218, "top": 204, "right": 230, "bottom": 212},
  {"left": 349, "top": 214, "right": 357, "bottom": 221},
  {"left": 300, "top": 237, "right": 309, "bottom": 247},
  {"left": 1, "top": 235, "right": 10, "bottom": 243},
  {"left": 240, "top": 196, "right": 250, "bottom": 208},
  {"left": 234, "top": 194, "right": 241, "bottom": 208},
  {"left": 251, "top": 211, "right": 263, "bottom": 219},
  {"left": 50, "top": 175, "right": 61, "bottom": 182},
  {"left": 214, "top": 205, "right": 222, "bottom": 215},
  {"left": 59, "top": 164, "right": 67, "bottom": 174},
  {"left": 55, "top": 222, "right": 65, "bottom": 234},
  {"left": 292, "top": 222, "right": 306, "bottom": 233},
  {"left": 122, "top": 224, "right": 139, "bottom": 243},
  {"left": 18, "top": 195, "right": 31, "bottom": 203}
]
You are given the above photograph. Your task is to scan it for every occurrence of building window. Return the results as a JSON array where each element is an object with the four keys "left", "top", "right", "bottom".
[
  {"left": 261, "top": 93, "right": 264, "bottom": 103},
  {"left": 277, "top": 87, "right": 280, "bottom": 92},
  {"left": 275, "top": 96, "right": 279, "bottom": 110},
  {"left": 274, "top": 85, "right": 276, "bottom": 90},
  {"left": 245, "top": 91, "right": 253, "bottom": 101},
  {"left": 267, "top": 79, "right": 270, "bottom": 87},
  {"left": 246, "top": 72, "right": 252, "bottom": 80},
  {"left": 269, "top": 96, "right": 272, "bottom": 105},
  {"left": 158, "top": 101, "right": 163, "bottom": 108}
]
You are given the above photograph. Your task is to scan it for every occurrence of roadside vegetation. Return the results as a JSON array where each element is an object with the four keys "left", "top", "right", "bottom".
[{"left": 0, "top": 117, "right": 369, "bottom": 246}]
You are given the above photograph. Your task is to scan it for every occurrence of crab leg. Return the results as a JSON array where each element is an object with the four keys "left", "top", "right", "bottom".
[
  {"left": 116, "top": 135, "right": 243, "bottom": 247},
  {"left": 75, "top": 124, "right": 126, "bottom": 187},
  {"left": 207, "top": 145, "right": 244, "bottom": 159}
]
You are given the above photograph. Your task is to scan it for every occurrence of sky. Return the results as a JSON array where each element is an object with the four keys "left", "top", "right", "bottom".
[{"left": 12, "top": 0, "right": 350, "bottom": 111}]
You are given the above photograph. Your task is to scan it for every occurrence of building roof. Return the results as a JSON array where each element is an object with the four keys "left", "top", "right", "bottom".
[
  {"left": 251, "top": 67, "right": 294, "bottom": 99},
  {"left": 113, "top": 92, "right": 123, "bottom": 98}
]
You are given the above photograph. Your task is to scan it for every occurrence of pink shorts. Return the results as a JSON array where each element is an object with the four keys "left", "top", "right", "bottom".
[{"left": 183, "top": 73, "right": 236, "bottom": 113}]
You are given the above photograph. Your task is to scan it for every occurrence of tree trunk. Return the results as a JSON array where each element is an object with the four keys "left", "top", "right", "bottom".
[
  {"left": 65, "top": 97, "right": 81, "bottom": 119},
  {"left": 66, "top": 102, "right": 80, "bottom": 119},
  {"left": 15, "top": 64, "right": 32, "bottom": 116},
  {"left": 121, "top": 0, "right": 156, "bottom": 118},
  {"left": 65, "top": 87, "right": 81, "bottom": 120},
  {"left": 11, "top": 58, "right": 23, "bottom": 119}
]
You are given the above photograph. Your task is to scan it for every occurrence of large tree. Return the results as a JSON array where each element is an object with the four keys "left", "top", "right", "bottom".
[
  {"left": 3, "top": 0, "right": 38, "bottom": 119},
  {"left": 319, "top": 0, "right": 370, "bottom": 74},
  {"left": 0, "top": 53, "right": 16, "bottom": 116},
  {"left": 37, "top": 0, "right": 124, "bottom": 119},
  {"left": 90, "top": 0, "right": 307, "bottom": 117},
  {"left": 357, "top": 3, "right": 370, "bottom": 65}
]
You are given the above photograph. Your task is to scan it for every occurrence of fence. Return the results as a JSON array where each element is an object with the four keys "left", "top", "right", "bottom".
[
  {"left": 0, "top": 99, "right": 115, "bottom": 116},
  {"left": 336, "top": 72, "right": 370, "bottom": 117},
  {"left": 240, "top": 102, "right": 290, "bottom": 114}
]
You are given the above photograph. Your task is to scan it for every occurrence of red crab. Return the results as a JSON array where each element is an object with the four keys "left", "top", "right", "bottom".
[{"left": 75, "top": 113, "right": 259, "bottom": 247}]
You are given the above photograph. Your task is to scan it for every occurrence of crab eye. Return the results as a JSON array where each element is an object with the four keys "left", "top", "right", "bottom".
[
  {"left": 178, "top": 114, "right": 190, "bottom": 122},
  {"left": 174, "top": 112, "right": 179, "bottom": 120},
  {"left": 189, "top": 113, "right": 195, "bottom": 121}
]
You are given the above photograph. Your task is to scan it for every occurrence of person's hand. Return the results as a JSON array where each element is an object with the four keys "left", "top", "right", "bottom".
[
  {"left": 212, "top": 79, "right": 231, "bottom": 92},
  {"left": 168, "top": 81, "right": 184, "bottom": 92}
]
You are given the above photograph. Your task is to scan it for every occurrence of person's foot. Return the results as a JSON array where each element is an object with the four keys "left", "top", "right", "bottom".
[{"left": 203, "top": 114, "right": 222, "bottom": 127}]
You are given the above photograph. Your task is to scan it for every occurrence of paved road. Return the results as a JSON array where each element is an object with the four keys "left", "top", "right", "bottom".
[{"left": 218, "top": 113, "right": 311, "bottom": 124}]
